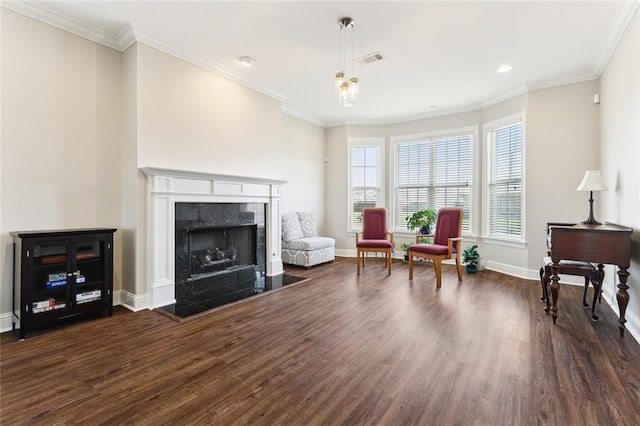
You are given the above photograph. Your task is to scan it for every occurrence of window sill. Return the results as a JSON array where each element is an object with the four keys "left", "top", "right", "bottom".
[{"left": 481, "top": 236, "right": 527, "bottom": 249}]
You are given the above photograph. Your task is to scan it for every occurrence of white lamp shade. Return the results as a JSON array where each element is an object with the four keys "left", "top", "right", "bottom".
[{"left": 576, "top": 170, "right": 608, "bottom": 191}]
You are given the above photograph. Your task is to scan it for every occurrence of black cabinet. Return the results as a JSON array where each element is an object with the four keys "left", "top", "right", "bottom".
[{"left": 11, "top": 228, "right": 116, "bottom": 339}]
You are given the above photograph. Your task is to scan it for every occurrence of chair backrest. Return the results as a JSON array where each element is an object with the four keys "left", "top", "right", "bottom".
[
  {"left": 433, "top": 208, "right": 463, "bottom": 250},
  {"left": 362, "top": 208, "right": 388, "bottom": 240}
]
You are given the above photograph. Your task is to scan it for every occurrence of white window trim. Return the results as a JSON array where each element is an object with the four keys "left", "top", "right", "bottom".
[
  {"left": 347, "top": 137, "right": 386, "bottom": 233},
  {"left": 390, "top": 125, "right": 479, "bottom": 236},
  {"left": 482, "top": 111, "right": 527, "bottom": 244}
]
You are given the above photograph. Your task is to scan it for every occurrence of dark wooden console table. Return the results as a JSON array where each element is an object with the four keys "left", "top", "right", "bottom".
[{"left": 547, "top": 222, "right": 632, "bottom": 336}]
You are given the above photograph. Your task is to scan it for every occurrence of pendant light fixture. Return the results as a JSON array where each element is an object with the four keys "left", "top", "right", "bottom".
[{"left": 335, "top": 17, "right": 359, "bottom": 107}]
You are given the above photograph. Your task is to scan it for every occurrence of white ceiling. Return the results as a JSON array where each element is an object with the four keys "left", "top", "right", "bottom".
[{"left": 6, "top": 1, "right": 639, "bottom": 127}]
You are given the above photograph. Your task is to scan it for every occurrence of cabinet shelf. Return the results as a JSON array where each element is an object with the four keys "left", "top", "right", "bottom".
[{"left": 11, "top": 228, "right": 116, "bottom": 339}]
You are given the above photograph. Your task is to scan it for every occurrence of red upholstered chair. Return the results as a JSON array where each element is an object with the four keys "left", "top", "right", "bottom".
[
  {"left": 356, "top": 208, "right": 394, "bottom": 275},
  {"left": 408, "top": 207, "right": 463, "bottom": 287}
]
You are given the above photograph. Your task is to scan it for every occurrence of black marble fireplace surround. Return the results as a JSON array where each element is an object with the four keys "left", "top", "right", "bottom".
[{"left": 173, "top": 203, "right": 266, "bottom": 313}]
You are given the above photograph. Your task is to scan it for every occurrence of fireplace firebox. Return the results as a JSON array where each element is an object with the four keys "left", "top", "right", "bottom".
[{"left": 189, "top": 225, "right": 257, "bottom": 277}]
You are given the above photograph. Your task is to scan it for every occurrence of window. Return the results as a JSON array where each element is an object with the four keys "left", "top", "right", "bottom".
[
  {"left": 485, "top": 114, "right": 524, "bottom": 240},
  {"left": 392, "top": 129, "right": 475, "bottom": 233},
  {"left": 348, "top": 138, "right": 384, "bottom": 230}
]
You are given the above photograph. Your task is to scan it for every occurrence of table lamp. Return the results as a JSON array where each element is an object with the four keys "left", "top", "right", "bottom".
[{"left": 576, "top": 170, "right": 607, "bottom": 225}]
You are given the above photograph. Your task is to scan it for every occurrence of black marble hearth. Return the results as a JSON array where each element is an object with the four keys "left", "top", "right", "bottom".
[{"left": 157, "top": 274, "right": 307, "bottom": 319}]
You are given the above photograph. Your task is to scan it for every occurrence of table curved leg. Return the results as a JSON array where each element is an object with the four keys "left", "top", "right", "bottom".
[
  {"left": 550, "top": 262, "right": 560, "bottom": 324},
  {"left": 616, "top": 267, "right": 630, "bottom": 337}
]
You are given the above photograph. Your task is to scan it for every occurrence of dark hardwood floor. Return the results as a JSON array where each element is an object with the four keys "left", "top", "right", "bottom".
[{"left": 2, "top": 257, "right": 640, "bottom": 425}]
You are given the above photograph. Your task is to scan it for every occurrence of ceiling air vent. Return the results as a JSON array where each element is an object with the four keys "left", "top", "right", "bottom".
[{"left": 356, "top": 52, "right": 384, "bottom": 66}]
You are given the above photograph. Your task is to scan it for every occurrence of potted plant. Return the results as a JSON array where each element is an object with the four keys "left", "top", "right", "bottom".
[
  {"left": 401, "top": 237, "right": 431, "bottom": 261},
  {"left": 462, "top": 245, "right": 480, "bottom": 273},
  {"left": 405, "top": 209, "right": 437, "bottom": 235},
  {"left": 400, "top": 242, "right": 412, "bottom": 261}
]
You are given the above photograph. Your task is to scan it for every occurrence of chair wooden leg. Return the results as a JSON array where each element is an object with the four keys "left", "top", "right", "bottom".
[
  {"left": 357, "top": 249, "right": 361, "bottom": 275},
  {"left": 408, "top": 252, "right": 414, "bottom": 280},
  {"left": 539, "top": 267, "right": 546, "bottom": 301},
  {"left": 455, "top": 257, "right": 462, "bottom": 282},
  {"left": 387, "top": 250, "right": 391, "bottom": 275},
  {"left": 434, "top": 259, "right": 442, "bottom": 288}
]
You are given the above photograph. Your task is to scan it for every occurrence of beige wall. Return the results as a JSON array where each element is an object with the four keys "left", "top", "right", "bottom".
[
  {"left": 1, "top": 10, "right": 123, "bottom": 316},
  {"left": 136, "top": 43, "right": 283, "bottom": 179},
  {"left": 599, "top": 7, "right": 639, "bottom": 337},
  {"left": 280, "top": 114, "right": 326, "bottom": 231},
  {"left": 324, "top": 126, "right": 350, "bottom": 250},
  {"left": 120, "top": 44, "right": 139, "bottom": 298},
  {"left": 525, "top": 80, "right": 601, "bottom": 269}
]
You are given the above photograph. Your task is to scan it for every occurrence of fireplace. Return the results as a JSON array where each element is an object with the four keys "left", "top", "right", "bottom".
[
  {"left": 140, "top": 167, "right": 285, "bottom": 311},
  {"left": 189, "top": 225, "right": 256, "bottom": 277},
  {"left": 174, "top": 202, "right": 265, "bottom": 305}
]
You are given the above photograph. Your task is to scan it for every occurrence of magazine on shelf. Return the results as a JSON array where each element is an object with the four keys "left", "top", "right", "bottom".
[
  {"left": 32, "top": 302, "right": 66, "bottom": 313},
  {"left": 45, "top": 279, "right": 67, "bottom": 289},
  {"left": 32, "top": 298, "right": 55, "bottom": 309},
  {"left": 76, "top": 290, "right": 101, "bottom": 302},
  {"left": 48, "top": 272, "right": 66, "bottom": 282}
]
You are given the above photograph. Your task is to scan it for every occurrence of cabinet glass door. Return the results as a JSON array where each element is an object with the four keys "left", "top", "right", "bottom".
[
  {"left": 73, "top": 237, "right": 107, "bottom": 305},
  {"left": 30, "top": 240, "right": 69, "bottom": 313}
]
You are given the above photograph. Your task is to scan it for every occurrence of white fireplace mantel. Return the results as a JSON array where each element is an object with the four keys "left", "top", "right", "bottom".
[{"left": 141, "top": 167, "right": 286, "bottom": 308}]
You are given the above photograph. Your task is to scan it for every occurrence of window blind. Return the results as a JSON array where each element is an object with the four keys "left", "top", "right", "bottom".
[
  {"left": 394, "top": 134, "right": 473, "bottom": 232},
  {"left": 351, "top": 146, "right": 379, "bottom": 227},
  {"left": 488, "top": 123, "right": 523, "bottom": 237}
]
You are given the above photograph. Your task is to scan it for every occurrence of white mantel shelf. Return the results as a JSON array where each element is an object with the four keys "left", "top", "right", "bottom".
[
  {"left": 141, "top": 167, "right": 286, "bottom": 309},
  {"left": 141, "top": 167, "right": 287, "bottom": 187}
]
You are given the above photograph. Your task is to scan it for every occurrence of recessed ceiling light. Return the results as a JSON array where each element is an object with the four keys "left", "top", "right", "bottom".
[
  {"left": 497, "top": 64, "right": 513, "bottom": 73},
  {"left": 239, "top": 56, "right": 255, "bottom": 67}
]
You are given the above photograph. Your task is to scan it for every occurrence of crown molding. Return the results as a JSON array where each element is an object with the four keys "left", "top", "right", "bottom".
[
  {"left": 481, "top": 86, "right": 528, "bottom": 109},
  {"left": 1, "top": 0, "right": 122, "bottom": 50},
  {"left": 593, "top": 0, "right": 640, "bottom": 78},
  {"left": 281, "top": 107, "right": 327, "bottom": 128},
  {"left": 116, "top": 23, "right": 136, "bottom": 52},
  {"left": 526, "top": 71, "right": 598, "bottom": 92},
  {"left": 2, "top": 0, "right": 287, "bottom": 103},
  {"left": 133, "top": 30, "right": 287, "bottom": 102},
  {"left": 326, "top": 103, "right": 483, "bottom": 128}
]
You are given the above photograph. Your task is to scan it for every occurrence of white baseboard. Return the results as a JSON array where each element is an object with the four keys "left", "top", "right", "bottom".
[
  {"left": 118, "top": 290, "right": 148, "bottom": 312},
  {"left": 0, "top": 312, "right": 15, "bottom": 334}
]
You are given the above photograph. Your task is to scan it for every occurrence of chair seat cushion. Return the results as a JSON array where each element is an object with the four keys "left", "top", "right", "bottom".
[
  {"left": 283, "top": 236, "right": 335, "bottom": 251},
  {"left": 409, "top": 243, "right": 454, "bottom": 256},
  {"left": 357, "top": 239, "right": 393, "bottom": 249},
  {"left": 542, "top": 256, "right": 595, "bottom": 270}
]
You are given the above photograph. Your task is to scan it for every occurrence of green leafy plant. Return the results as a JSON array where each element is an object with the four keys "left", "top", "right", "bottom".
[
  {"left": 462, "top": 245, "right": 480, "bottom": 268},
  {"left": 405, "top": 209, "right": 437, "bottom": 233},
  {"left": 401, "top": 237, "right": 431, "bottom": 254}
]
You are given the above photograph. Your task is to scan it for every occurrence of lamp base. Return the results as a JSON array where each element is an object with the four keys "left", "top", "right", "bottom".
[{"left": 582, "top": 191, "right": 601, "bottom": 225}]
